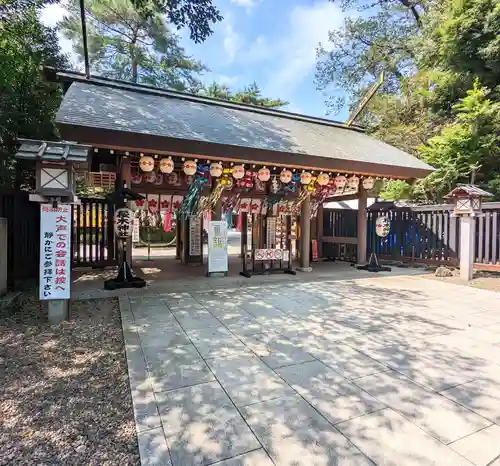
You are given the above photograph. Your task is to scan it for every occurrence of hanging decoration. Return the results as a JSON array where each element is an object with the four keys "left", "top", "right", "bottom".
[
  {"left": 183, "top": 160, "right": 197, "bottom": 176},
  {"left": 300, "top": 171, "right": 312, "bottom": 185},
  {"left": 236, "top": 171, "right": 254, "bottom": 190},
  {"left": 145, "top": 171, "right": 156, "bottom": 183},
  {"left": 232, "top": 165, "right": 245, "bottom": 180},
  {"left": 210, "top": 162, "right": 223, "bottom": 178},
  {"left": 306, "top": 176, "right": 317, "bottom": 192},
  {"left": 289, "top": 188, "right": 310, "bottom": 214},
  {"left": 139, "top": 155, "right": 155, "bottom": 172},
  {"left": 362, "top": 176, "right": 375, "bottom": 190},
  {"left": 258, "top": 167, "right": 271, "bottom": 182},
  {"left": 317, "top": 173, "right": 330, "bottom": 186},
  {"left": 196, "top": 181, "right": 225, "bottom": 215},
  {"left": 154, "top": 172, "right": 164, "bottom": 185},
  {"left": 347, "top": 175, "right": 360, "bottom": 189},
  {"left": 220, "top": 168, "right": 233, "bottom": 190},
  {"left": 166, "top": 172, "right": 180, "bottom": 186},
  {"left": 160, "top": 195, "right": 172, "bottom": 212},
  {"left": 280, "top": 169, "right": 293, "bottom": 184},
  {"left": 159, "top": 157, "right": 174, "bottom": 174},
  {"left": 148, "top": 197, "right": 159, "bottom": 213},
  {"left": 270, "top": 176, "right": 280, "bottom": 194},
  {"left": 222, "top": 193, "right": 240, "bottom": 215},
  {"left": 334, "top": 175, "right": 347, "bottom": 189},
  {"left": 131, "top": 173, "right": 142, "bottom": 184}
]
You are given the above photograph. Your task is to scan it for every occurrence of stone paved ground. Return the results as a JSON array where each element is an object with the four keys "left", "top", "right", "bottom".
[{"left": 120, "top": 275, "right": 500, "bottom": 466}]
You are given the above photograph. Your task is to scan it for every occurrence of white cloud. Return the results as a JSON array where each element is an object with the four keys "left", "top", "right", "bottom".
[
  {"left": 262, "top": 1, "right": 344, "bottom": 99},
  {"left": 222, "top": 14, "right": 243, "bottom": 63},
  {"left": 230, "top": 0, "right": 258, "bottom": 8}
]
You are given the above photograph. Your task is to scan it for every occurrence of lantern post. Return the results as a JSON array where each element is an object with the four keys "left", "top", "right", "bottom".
[
  {"left": 15, "top": 139, "right": 91, "bottom": 324},
  {"left": 444, "top": 185, "right": 493, "bottom": 281}
]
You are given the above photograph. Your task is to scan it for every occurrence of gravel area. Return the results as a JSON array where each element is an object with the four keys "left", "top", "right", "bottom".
[{"left": 0, "top": 295, "right": 139, "bottom": 466}]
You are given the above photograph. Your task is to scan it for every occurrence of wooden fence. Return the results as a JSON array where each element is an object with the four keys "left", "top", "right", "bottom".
[
  {"left": 324, "top": 202, "right": 500, "bottom": 268},
  {"left": 0, "top": 190, "right": 40, "bottom": 290}
]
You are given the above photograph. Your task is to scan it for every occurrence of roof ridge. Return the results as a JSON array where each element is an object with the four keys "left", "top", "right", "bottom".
[{"left": 51, "top": 68, "right": 366, "bottom": 134}]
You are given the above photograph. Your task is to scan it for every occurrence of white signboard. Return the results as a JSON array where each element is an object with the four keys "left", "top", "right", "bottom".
[
  {"left": 132, "top": 217, "right": 140, "bottom": 243},
  {"left": 40, "top": 204, "right": 72, "bottom": 300},
  {"left": 208, "top": 221, "right": 228, "bottom": 273},
  {"left": 189, "top": 216, "right": 201, "bottom": 256}
]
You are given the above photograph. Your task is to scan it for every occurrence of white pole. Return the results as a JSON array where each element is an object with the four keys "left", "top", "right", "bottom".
[{"left": 459, "top": 215, "right": 475, "bottom": 281}]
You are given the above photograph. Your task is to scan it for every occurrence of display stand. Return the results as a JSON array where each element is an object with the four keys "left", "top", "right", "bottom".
[
  {"left": 104, "top": 188, "right": 146, "bottom": 290},
  {"left": 357, "top": 213, "right": 391, "bottom": 273},
  {"left": 240, "top": 212, "right": 296, "bottom": 278}
]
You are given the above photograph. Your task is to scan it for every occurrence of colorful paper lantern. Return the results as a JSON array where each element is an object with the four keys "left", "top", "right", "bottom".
[
  {"left": 183, "top": 160, "right": 197, "bottom": 176},
  {"left": 334, "top": 175, "right": 347, "bottom": 189},
  {"left": 300, "top": 171, "right": 312, "bottom": 185},
  {"left": 362, "top": 176, "right": 375, "bottom": 190},
  {"left": 317, "top": 173, "right": 330, "bottom": 186},
  {"left": 258, "top": 167, "right": 271, "bottom": 182},
  {"left": 139, "top": 155, "right": 155, "bottom": 172},
  {"left": 280, "top": 169, "right": 292, "bottom": 184},
  {"left": 232, "top": 165, "right": 245, "bottom": 180},
  {"left": 210, "top": 162, "right": 223, "bottom": 178},
  {"left": 347, "top": 175, "right": 360, "bottom": 189},
  {"left": 159, "top": 158, "right": 174, "bottom": 174}
]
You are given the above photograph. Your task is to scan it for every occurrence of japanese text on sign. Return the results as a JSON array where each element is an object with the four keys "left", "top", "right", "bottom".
[
  {"left": 39, "top": 204, "right": 71, "bottom": 300},
  {"left": 114, "top": 208, "right": 134, "bottom": 238}
]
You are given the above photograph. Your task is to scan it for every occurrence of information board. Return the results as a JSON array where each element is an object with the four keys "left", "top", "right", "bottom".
[
  {"left": 208, "top": 221, "right": 228, "bottom": 273},
  {"left": 189, "top": 216, "right": 201, "bottom": 256},
  {"left": 39, "top": 204, "right": 72, "bottom": 300}
]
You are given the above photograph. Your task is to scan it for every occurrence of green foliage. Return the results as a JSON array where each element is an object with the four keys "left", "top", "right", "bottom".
[
  {"left": 128, "top": 0, "right": 222, "bottom": 44},
  {"left": 200, "top": 81, "right": 288, "bottom": 108},
  {"left": 59, "top": 0, "right": 206, "bottom": 90},
  {"left": 0, "top": 2, "right": 68, "bottom": 187}
]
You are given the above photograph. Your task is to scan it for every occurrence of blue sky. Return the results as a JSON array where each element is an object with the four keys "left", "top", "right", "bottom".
[{"left": 41, "top": 0, "right": 349, "bottom": 121}]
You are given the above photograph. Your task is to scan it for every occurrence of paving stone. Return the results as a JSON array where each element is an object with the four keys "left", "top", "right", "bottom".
[
  {"left": 241, "top": 394, "right": 374, "bottom": 466},
  {"left": 311, "top": 340, "right": 389, "bottom": 380},
  {"left": 449, "top": 424, "right": 500, "bottom": 466},
  {"left": 137, "top": 427, "right": 172, "bottom": 466},
  {"left": 140, "top": 328, "right": 191, "bottom": 350},
  {"left": 173, "top": 309, "right": 223, "bottom": 330},
  {"left": 354, "top": 370, "right": 491, "bottom": 444},
  {"left": 241, "top": 332, "right": 316, "bottom": 369},
  {"left": 211, "top": 449, "right": 274, "bottom": 465},
  {"left": 187, "top": 327, "right": 252, "bottom": 359},
  {"left": 226, "top": 319, "right": 265, "bottom": 336},
  {"left": 277, "top": 360, "right": 385, "bottom": 424},
  {"left": 441, "top": 379, "right": 500, "bottom": 425},
  {"left": 133, "top": 399, "right": 162, "bottom": 433},
  {"left": 145, "top": 344, "right": 215, "bottom": 392},
  {"left": 336, "top": 408, "right": 473, "bottom": 466},
  {"left": 157, "top": 381, "right": 260, "bottom": 466}
]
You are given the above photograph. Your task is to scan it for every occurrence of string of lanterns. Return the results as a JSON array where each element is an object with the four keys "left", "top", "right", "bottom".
[{"left": 136, "top": 154, "right": 384, "bottom": 200}]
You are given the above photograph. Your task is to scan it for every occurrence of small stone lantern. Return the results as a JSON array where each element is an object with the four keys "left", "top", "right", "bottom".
[
  {"left": 444, "top": 184, "right": 493, "bottom": 281},
  {"left": 16, "top": 139, "right": 91, "bottom": 202},
  {"left": 444, "top": 184, "right": 492, "bottom": 218}
]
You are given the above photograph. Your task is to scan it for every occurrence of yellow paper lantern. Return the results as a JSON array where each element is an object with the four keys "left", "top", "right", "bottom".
[
  {"left": 139, "top": 155, "right": 155, "bottom": 172},
  {"left": 159, "top": 157, "right": 174, "bottom": 174},
  {"left": 183, "top": 160, "right": 197, "bottom": 176}
]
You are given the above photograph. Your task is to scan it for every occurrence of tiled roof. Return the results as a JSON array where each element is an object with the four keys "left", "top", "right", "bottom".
[
  {"left": 16, "top": 138, "right": 90, "bottom": 163},
  {"left": 56, "top": 80, "right": 432, "bottom": 175},
  {"left": 445, "top": 184, "right": 493, "bottom": 198}
]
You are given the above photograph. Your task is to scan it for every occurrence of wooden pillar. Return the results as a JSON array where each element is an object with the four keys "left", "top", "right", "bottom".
[
  {"left": 181, "top": 216, "right": 189, "bottom": 264},
  {"left": 317, "top": 204, "right": 324, "bottom": 258},
  {"left": 357, "top": 186, "right": 368, "bottom": 264},
  {"left": 120, "top": 158, "right": 133, "bottom": 265},
  {"left": 298, "top": 194, "right": 312, "bottom": 271}
]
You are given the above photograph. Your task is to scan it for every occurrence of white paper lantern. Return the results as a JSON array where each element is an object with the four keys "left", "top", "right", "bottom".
[
  {"left": 258, "top": 167, "right": 271, "bottom": 182},
  {"left": 300, "top": 171, "right": 312, "bottom": 185},
  {"left": 347, "top": 175, "right": 360, "bottom": 189},
  {"left": 375, "top": 216, "right": 391, "bottom": 237},
  {"left": 139, "top": 155, "right": 155, "bottom": 172},
  {"left": 362, "top": 176, "right": 375, "bottom": 190},
  {"left": 183, "top": 160, "right": 197, "bottom": 176},
  {"left": 232, "top": 165, "right": 245, "bottom": 180},
  {"left": 210, "top": 162, "right": 223, "bottom": 178},
  {"left": 317, "top": 173, "right": 330, "bottom": 186},
  {"left": 334, "top": 175, "right": 347, "bottom": 188},
  {"left": 159, "top": 158, "right": 174, "bottom": 174},
  {"left": 280, "top": 169, "right": 292, "bottom": 184}
]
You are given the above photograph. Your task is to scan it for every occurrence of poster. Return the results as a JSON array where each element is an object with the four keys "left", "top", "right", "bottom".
[
  {"left": 189, "top": 216, "right": 201, "bottom": 256},
  {"left": 208, "top": 221, "right": 228, "bottom": 273},
  {"left": 132, "top": 217, "right": 140, "bottom": 243},
  {"left": 39, "top": 204, "right": 72, "bottom": 300},
  {"left": 266, "top": 217, "right": 276, "bottom": 248}
]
